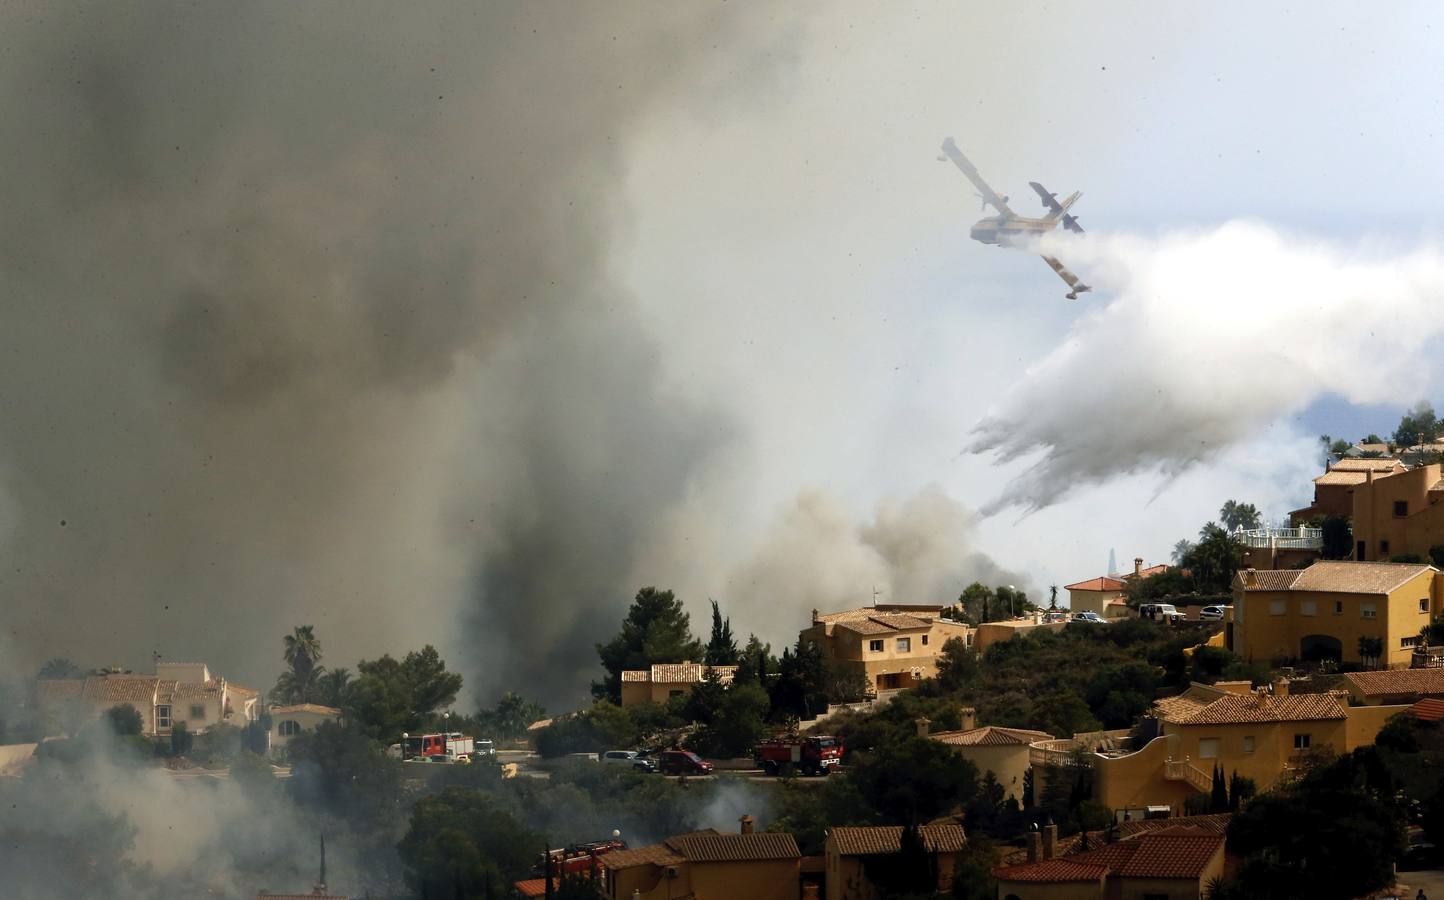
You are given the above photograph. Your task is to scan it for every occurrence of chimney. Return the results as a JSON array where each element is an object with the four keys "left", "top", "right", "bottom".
[
  {"left": 959, "top": 706, "right": 977, "bottom": 731},
  {"left": 739, "top": 815, "right": 755, "bottom": 835},
  {"left": 1027, "top": 828, "right": 1042, "bottom": 862},
  {"left": 1042, "top": 823, "right": 1058, "bottom": 860},
  {"left": 1245, "top": 567, "right": 1257, "bottom": 587},
  {"left": 811, "top": 608, "right": 820, "bottom": 624},
  {"left": 1255, "top": 688, "right": 1271, "bottom": 709},
  {"left": 1134, "top": 557, "right": 1143, "bottom": 578},
  {"left": 1272, "top": 676, "right": 1290, "bottom": 698},
  {"left": 915, "top": 717, "right": 931, "bottom": 738}
]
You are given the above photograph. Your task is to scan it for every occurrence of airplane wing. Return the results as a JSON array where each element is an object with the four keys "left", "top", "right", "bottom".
[
  {"left": 940, "top": 137, "right": 1014, "bottom": 216},
  {"left": 1040, "top": 254, "right": 1091, "bottom": 300},
  {"left": 1030, "top": 181, "right": 1084, "bottom": 233}
]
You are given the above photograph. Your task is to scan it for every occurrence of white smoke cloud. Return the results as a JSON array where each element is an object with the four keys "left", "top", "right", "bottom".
[
  {"left": 969, "top": 221, "right": 1444, "bottom": 511},
  {"left": 725, "top": 486, "right": 1024, "bottom": 633}
]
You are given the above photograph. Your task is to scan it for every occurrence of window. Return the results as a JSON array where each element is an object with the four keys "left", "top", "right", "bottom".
[
  {"left": 1243, "top": 736, "right": 1256, "bottom": 754},
  {"left": 1362, "top": 602, "right": 1377, "bottom": 620},
  {"left": 1423, "top": 598, "right": 1431, "bottom": 613},
  {"left": 1335, "top": 600, "right": 1344, "bottom": 615},
  {"left": 921, "top": 634, "right": 929, "bottom": 646},
  {"left": 1396, "top": 500, "right": 1410, "bottom": 517},
  {"left": 896, "top": 637, "right": 912, "bottom": 653},
  {"left": 1381, "top": 540, "right": 1391, "bottom": 555},
  {"left": 278, "top": 720, "right": 302, "bottom": 736},
  {"left": 1294, "top": 733, "right": 1311, "bottom": 750},
  {"left": 1269, "top": 600, "right": 1286, "bottom": 616},
  {"left": 156, "top": 705, "right": 171, "bottom": 729},
  {"left": 1198, "top": 738, "right": 1220, "bottom": 759},
  {"left": 869, "top": 639, "right": 884, "bottom": 652},
  {"left": 190, "top": 704, "right": 205, "bottom": 719},
  {"left": 1299, "top": 599, "right": 1317, "bottom": 616},
  {"left": 1403, "top": 636, "right": 1422, "bottom": 649}
]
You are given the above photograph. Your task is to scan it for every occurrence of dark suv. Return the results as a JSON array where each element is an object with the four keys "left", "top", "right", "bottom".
[{"left": 658, "top": 749, "right": 713, "bottom": 775}]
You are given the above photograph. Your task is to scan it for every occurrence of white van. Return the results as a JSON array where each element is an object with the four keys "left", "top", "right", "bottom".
[{"left": 1139, "top": 603, "right": 1181, "bottom": 623}]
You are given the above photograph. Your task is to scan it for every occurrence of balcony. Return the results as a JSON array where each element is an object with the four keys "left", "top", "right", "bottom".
[{"left": 1233, "top": 526, "right": 1323, "bottom": 550}]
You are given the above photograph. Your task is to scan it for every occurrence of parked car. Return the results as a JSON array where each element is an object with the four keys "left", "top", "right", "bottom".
[
  {"left": 1139, "top": 603, "right": 1182, "bottom": 623},
  {"left": 473, "top": 739, "right": 496, "bottom": 756},
  {"left": 1043, "top": 610, "right": 1068, "bottom": 623},
  {"left": 658, "top": 749, "right": 713, "bottom": 776},
  {"left": 601, "top": 749, "right": 657, "bottom": 773},
  {"left": 1070, "top": 611, "right": 1105, "bottom": 623},
  {"left": 1199, "top": 605, "right": 1226, "bottom": 620}
]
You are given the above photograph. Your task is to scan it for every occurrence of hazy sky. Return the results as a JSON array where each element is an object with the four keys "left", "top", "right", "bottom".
[
  {"left": 4, "top": 2, "right": 1442, "bottom": 707},
  {"left": 616, "top": 2, "right": 1442, "bottom": 601}
]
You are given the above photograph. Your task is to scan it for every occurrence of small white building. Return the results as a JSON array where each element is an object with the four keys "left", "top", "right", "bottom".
[{"left": 268, "top": 703, "right": 343, "bottom": 755}]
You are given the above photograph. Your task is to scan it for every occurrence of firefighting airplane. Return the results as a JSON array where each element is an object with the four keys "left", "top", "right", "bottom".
[{"left": 938, "top": 136, "right": 1091, "bottom": 299}]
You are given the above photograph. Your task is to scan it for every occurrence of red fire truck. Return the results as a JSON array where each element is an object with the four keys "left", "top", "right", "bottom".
[
  {"left": 542, "top": 838, "right": 628, "bottom": 876},
  {"left": 753, "top": 735, "right": 843, "bottom": 776},
  {"left": 394, "top": 732, "right": 475, "bottom": 761}
]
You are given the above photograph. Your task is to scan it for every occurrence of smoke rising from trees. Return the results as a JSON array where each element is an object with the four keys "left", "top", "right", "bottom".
[{"left": 970, "top": 222, "right": 1444, "bottom": 511}]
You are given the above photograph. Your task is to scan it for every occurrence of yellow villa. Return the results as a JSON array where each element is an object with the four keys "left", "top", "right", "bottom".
[
  {"left": 619, "top": 663, "right": 739, "bottom": 707},
  {"left": 800, "top": 605, "right": 972, "bottom": 694},
  {"left": 1030, "top": 679, "right": 1405, "bottom": 819},
  {"left": 1229, "top": 561, "right": 1441, "bottom": 668},
  {"left": 926, "top": 707, "right": 1051, "bottom": 805},
  {"left": 823, "top": 824, "right": 966, "bottom": 900},
  {"left": 602, "top": 823, "right": 800, "bottom": 900}
]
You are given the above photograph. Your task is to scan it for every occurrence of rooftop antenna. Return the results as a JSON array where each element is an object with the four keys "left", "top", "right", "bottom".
[{"left": 871, "top": 585, "right": 882, "bottom": 606}]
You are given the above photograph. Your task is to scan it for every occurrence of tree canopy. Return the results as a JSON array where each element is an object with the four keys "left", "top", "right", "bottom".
[
  {"left": 594, "top": 587, "right": 704, "bottom": 701},
  {"left": 349, "top": 645, "right": 463, "bottom": 740},
  {"left": 1218, "top": 500, "right": 1261, "bottom": 531}
]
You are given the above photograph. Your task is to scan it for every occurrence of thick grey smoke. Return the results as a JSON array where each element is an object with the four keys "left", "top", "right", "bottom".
[
  {"left": 0, "top": 2, "right": 783, "bottom": 706},
  {"left": 969, "top": 222, "right": 1444, "bottom": 511},
  {"left": 727, "top": 486, "right": 1026, "bottom": 630}
]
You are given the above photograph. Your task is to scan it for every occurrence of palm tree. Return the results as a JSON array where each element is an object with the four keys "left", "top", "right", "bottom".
[
  {"left": 1172, "top": 539, "right": 1195, "bottom": 565},
  {"left": 36, "top": 658, "right": 80, "bottom": 680},
  {"left": 276, "top": 625, "right": 325, "bottom": 703}
]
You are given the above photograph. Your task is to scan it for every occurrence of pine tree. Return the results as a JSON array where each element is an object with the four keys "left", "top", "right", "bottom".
[{"left": 705, "top": 599, "right": 740, "bottom": 665}]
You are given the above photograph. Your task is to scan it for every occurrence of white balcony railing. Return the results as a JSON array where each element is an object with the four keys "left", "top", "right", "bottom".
[{"left": 1233, "top": 526, "right": 1323, "bottom": 550}]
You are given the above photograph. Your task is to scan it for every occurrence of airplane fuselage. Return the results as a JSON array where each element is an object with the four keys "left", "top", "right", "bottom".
[{"left": 969, "top": 215, "right": 1060, "bottom": 247}]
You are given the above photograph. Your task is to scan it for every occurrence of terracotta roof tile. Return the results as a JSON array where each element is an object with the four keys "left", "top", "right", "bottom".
[
  {"left": 1064, "top": 577, "right": 1126, "bottom": 592},
  {"left": 1409, "top": 698, "right": 1444, "bottom": 722},
  {"left": 829, "top": 825, "right": 966, "bottom": 856},
  {"left": 1239, "top": 561, "right": 1434, "bottom": 594},
  {"left": 1344, "top": 669, "right": 1444, "bottom": 698},
  {"left": 226, "top": 683, "right": 259, "bottom": 698},
  {"left": 620, "top": 664, "right": 740, "bottom": 685},
  {"left": 599, "top": 844, "right": 687, "bottom": 870},
  {"left": 81, "top": 676, "right": 160, "bottom": 704},
  {"left": 994, "top": 858, "right": 1109, "bottom": 883},
  {"left": 1313, "top": 470, "right": 1370, "bottom": 486},
  {"left": 269, "top": 703, "right": 343, "bottom": 716},
  {"left": 1156, "top": 691, "right": 1346, "bottom": 725},
  {"left": 664, "top": 832, "right": 800, "bottom": 863},
  {"left": 930, "top": 726, "right": 1053, "bottom": 747},
  {"left": 1000, "top": 816, "right": 1231, "bottom": 866},
  {"left": 996, "top": 833, "right": 1223, "bottom": 883},
  {"left": 1237, "top": 569, "right": 1303, "bottom": 591},
  {"left": 813, "top": 605, "right": 944, "bottom": 623},
  {"left": 1330, "top": 458, "right": 1403, "bottom": 471}
]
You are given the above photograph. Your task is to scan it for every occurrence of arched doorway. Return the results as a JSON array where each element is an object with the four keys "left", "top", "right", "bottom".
[{"left": 1300, "top": 634, "right": 1343, "bottom": 663}]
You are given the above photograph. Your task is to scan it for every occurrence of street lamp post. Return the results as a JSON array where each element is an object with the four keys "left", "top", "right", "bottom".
[{"left": 1007, "top": 585, "right": 1016, "bottom": 618}]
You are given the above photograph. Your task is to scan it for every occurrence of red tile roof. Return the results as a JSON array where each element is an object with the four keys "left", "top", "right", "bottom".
[
  {"left": 999, "top": 816, "right": 1232, "bottom": 866},
  {"left": 665, "top": 832, "right": 800, "bottom": 863},
  {"left": 619, "top": 664, "right": 739, "bottom": 685},
  {"left": 1409, "top": 698, "right": 1444, "bottom": 722},
  {"left": 1343, "top": 668, "right": 1444, "bottom": 698},
  {"left": 994, "top": 857, "right": 1109, "bottom": 883},
  {"left": 1155, "top": 691, "right": 1347, "bottom": 725},
  {"left": 828, "top": 824, "right": 966, "bottom": 856},
  {"left": 1065, "top": 577, "right": 1126, "bottom": 592},
  {"left": 996, "top": 833, "right": 1223, "bottom": 883},
  {"left": 1238, "top": 561, "right": 1434, "bottom": 594}
]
